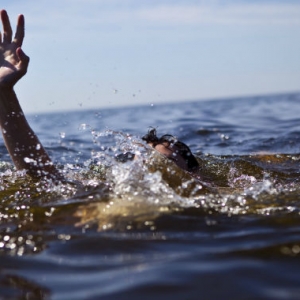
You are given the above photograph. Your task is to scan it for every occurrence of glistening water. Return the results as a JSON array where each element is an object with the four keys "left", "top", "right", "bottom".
[{"left": 0, "top": 93, "right": 300, "bottom": 299}]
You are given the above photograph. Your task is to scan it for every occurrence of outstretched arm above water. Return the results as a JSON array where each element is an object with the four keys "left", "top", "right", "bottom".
[{"left": 0, "top": 10, "right": 60, "bottom": 179}]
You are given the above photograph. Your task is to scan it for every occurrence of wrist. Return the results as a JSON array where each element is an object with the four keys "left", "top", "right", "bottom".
[
  {"left": 0, "top": 84, "right": 15, "bottom": 92},
  {"left": 0, "top": 88, "right": 17, "bottom": 102}
]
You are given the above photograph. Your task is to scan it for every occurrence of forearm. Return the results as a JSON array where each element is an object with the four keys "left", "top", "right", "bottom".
[{"left": 0, "top": 88, "right": 60, "bottom": 179}]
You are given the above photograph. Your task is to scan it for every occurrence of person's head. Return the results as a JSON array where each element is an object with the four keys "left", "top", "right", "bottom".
[{"left": 142, "top": 128, "right": 199, "bottom": 172}]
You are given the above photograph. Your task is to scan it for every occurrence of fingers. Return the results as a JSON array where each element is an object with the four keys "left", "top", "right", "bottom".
[
  {"left": 14, "top": 14, "right": 25, "bottom": 47},
  {"left": 0, "top": 10, "right": 24, "bottom": 46},
  {"left": 0, "top": 10, "right": 13, "bottom": 43}
]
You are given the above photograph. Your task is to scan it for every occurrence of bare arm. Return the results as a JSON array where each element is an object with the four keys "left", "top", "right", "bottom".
[{"left": 0, "top": 10, "right": 60, "bottom": 179}]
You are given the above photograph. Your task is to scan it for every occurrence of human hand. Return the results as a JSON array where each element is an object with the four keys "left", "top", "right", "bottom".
[{"left": 0, "top": 10, "right": 29, "bottom": 89}]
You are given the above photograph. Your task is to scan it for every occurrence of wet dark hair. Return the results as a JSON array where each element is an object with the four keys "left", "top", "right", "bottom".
[{"left": 142, "top": 128, "right": 199, "bottom": 172}]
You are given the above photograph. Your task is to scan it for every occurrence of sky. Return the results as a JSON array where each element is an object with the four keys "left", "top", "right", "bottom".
[{"left": 2, "top": 0, "right": 300, "bottom": 114}]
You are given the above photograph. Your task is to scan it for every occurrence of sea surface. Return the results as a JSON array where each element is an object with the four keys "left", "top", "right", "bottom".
[{"left": 0, "top": 93, "right": 300, "bottom": 299}]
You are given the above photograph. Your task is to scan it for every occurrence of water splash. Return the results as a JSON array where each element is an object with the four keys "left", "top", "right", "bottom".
[{"left": 1, "top": 127, "right": 300, "bottom": 235}]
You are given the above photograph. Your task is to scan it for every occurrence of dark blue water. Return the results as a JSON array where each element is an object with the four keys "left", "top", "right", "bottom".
[{"left": 0, "top": 93, "right": 300, "bottom": 299}]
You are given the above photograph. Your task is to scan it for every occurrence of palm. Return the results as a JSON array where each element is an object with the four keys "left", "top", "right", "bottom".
[{"left": 0, "top": 44, "right": 20, "bottom": 82}]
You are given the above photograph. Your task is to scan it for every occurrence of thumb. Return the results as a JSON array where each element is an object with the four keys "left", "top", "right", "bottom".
[{"left": 16, "top": 47, "right": 30, "bottom": 73}]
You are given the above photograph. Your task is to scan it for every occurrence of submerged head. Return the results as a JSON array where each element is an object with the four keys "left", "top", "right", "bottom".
[{"left": 142, "top": 128, "right": 199, "bottom": 172}]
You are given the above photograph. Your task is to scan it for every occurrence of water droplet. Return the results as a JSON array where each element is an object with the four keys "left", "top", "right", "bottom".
[{"left": 79, "top": 124, "right": 89, "bottom": 131}]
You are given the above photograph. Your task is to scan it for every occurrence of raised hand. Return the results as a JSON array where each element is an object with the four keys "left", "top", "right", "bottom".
[
  {"left": 0, "top": 9, "right": 29, "bottom": 88},
  {"left": 0, "top": 10, "right": 61, "bottom": 180}
]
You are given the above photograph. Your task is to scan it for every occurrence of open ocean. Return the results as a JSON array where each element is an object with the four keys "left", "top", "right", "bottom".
[{"left": 0, "top": 93, "right": 300, "bottom": 299}]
